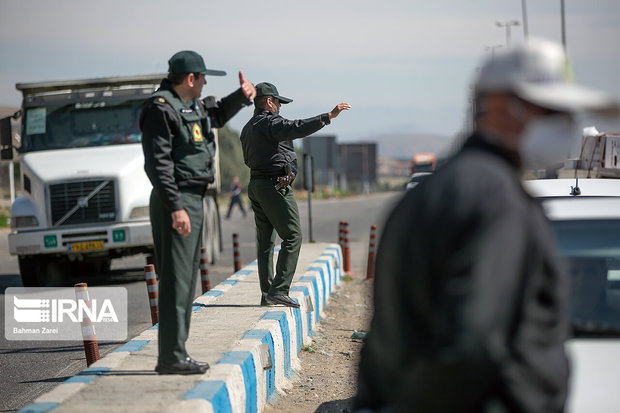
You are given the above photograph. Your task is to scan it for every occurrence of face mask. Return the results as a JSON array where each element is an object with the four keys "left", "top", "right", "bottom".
[{"left": 519, "top": 114, "right": 576, "bottom": 170}]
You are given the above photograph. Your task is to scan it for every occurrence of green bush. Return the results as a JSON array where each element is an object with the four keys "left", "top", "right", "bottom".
[{"left": 0, "top": 208, "right": 9, "bottom": 228}]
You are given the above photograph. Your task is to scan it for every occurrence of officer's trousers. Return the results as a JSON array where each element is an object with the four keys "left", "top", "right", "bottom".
[
  {"left": 149, "top": 189, "right": 203, "bottom": 364},
  {"left": 247, "top": 178, "right": 302, "bottom": 298}
]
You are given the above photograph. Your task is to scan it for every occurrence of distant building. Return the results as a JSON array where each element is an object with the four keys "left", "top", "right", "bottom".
[
  {"left": 301, "top": 135, "right": 339, "bottom": 188},
  {"left": 339, "top": 142, "right": 377, "bottom": 193},
  {"left": 300, "top": 135, "right": 378, "bottom": 193}
]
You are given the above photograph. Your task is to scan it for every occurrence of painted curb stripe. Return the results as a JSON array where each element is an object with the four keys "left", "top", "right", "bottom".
[
  {"left": 217, "top": 351, "right": 257, "bottom": 413},
  {"left": 203, "top": 290, "right": 224, "bottom": 297},
  {"left": 290, "top": 286, "right": 314, "bottom": 337},
  {"left": 234, "top": 269, "right": 254, "bottom": 276},
  {"left": 299, "top": 275, "right": 321, "bottom": 323},
  {"left": 291, "top": 306, "right": 303, "bottom": 353},
  {"left": 113, "top": 340, "right": 150, "bottom": 353},
  {"left": 262, "top": 311, "right": 293, "bottom": 379},
  {"left": 184, "top": 380, "right": 232, "bottom": 413},
  {"left": 326, "top": 246, "right": 343, "bottom": 271},
  {"left": 309, "top": 266, "right": 328, "bottom": 308},
  {"left": 64, "top": 367, "right": 111, "bottom": 384},
  {"left": 17, "top": 402, "right": 59, "bottom": 413},
  {"left": 315, "top": 259, "right": 334, "bottom": 293},
  {"left": 220, "top": 280, "right": 238, "bottom": 286},
  {"left": 242, "top": 329, "right": 275, "bottom": 399}
]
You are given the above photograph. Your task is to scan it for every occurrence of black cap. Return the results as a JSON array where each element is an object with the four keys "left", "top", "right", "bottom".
[
  {"left": 168, "top": 51, "right": 226, "bottom": 76},
  {"left": 255, "top": 82, "right": 292, "bottom": 104}
]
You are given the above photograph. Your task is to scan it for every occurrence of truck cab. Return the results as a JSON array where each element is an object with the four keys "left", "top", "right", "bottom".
[{"left": 0, "top": 74, "right": 221, "bottom": 286}]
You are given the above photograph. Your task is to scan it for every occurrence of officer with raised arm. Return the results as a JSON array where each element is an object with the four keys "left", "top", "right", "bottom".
[
  {"left": 240, "top": 82, "right": 350, "bottom": 308},
  {"left": 140, "top": 50, "right": 255, "bottom": 375}
]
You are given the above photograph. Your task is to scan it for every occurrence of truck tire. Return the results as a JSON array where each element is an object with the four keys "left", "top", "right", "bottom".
[
  {"left": 18, "top": 256, "right": 40, "bottom": 287},
  {"left": 202, "top": 196, "right": 221, "bottom": 264},
  {"left": 18, "top": 255, "right": 66, "bottom": 287}
]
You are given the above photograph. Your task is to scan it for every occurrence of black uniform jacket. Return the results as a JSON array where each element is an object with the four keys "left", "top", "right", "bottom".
[
  {"left": 356, "top": 134, "right": 570, "bottom": 413},
  {"left": 240, "top": 109, "right": 330, "bottom": 178},
  {"left": 140, "top": 79, "right": 250, "bottom": 212}
]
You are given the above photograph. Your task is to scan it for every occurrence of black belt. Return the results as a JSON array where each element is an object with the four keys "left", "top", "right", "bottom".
[{"left": 180, "top": 185, "right": 208, "bottom": 197}]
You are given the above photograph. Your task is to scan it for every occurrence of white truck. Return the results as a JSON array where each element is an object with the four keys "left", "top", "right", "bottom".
[{"left": 0, "top": 74, "right": 222, "bottom": 287}]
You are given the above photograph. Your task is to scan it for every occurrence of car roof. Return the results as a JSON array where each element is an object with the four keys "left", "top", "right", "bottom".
[
  {"left": 523, "top": 178, "right": 620, "bottom": 198},
  {"left": 523, "top": 179, "right": 620, "bottom": 221},
  {"left": 541, "top": 197, "right": 620, "bottom": 220}
]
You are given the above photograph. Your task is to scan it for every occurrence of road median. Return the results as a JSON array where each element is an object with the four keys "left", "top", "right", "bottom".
[{"left": 19, "top": 242, "right": 343, "bottom": 413}]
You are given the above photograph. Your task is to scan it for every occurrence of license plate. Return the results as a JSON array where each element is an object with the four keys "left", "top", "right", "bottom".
[{"left": 68, "top": 240, "right": 104, "bottom": 252}]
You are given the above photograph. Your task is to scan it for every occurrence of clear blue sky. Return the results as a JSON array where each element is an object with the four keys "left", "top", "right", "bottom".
[{"left": 1, "top": 0, "right": 618, "bottom": 143}]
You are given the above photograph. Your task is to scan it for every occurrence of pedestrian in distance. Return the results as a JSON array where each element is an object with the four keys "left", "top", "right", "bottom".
[
  {"left": 225, "top": 175, "right": 247, "bottom": 218},
  {"left": 140, "top": 50, "right": 256, "bottom": 375},
  {"left": 240, "top": 82, "right": 350, "bottom": 308},
  {"left": 355, "top": 38, "right": 619, "bottom": 412}
]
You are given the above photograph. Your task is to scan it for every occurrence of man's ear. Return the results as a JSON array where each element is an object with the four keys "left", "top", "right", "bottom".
[{"left": 186, "top": 73, "right": 195, "bottom": 88}]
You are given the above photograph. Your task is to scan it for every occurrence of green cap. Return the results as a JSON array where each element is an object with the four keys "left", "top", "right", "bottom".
[
  {"left": 168, "top": 50, "right": 226, "bottom": 76},
  {"left": 255, "top": 82, "right": 293, "bottom": 104}
]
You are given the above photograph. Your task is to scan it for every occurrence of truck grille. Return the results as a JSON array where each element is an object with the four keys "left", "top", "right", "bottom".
[{"left": 50, "top": 180, "right": 117, "bottom": 226}]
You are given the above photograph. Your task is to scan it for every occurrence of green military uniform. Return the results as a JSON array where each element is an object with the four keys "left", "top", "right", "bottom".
[
  {"left": 140, "top": 51, "right": 250, "bottom": 369},
  {"left": 240, "top": 83, "right": 331, "bottom": 306}
]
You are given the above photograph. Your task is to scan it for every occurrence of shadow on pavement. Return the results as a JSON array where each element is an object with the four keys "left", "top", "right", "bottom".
[{"left": 315, "top": 397, "right": 355, "bottom": 413}]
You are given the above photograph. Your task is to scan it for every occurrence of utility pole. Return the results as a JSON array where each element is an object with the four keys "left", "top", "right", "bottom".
[
  {"left": 485, "top": 44, "right": 504, "bottom": 59},
  {"left": 521, "top": 0, "right": 529, "bottom": 39},
  {"left": 560, "top": 0, "right": 567, "bottom": 51},
  {"left": 496, "top": 20, "right": 520, "bottom": 48}
]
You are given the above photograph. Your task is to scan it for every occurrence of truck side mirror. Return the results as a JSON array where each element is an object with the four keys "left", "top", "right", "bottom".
[{"left": 0, "top": 116, "right": 13, "bottom": 160}]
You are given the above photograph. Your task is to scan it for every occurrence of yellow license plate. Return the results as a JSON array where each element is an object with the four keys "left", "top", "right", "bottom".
[{"left": 68, "top": 240, "right": 104, "bottom": 252}]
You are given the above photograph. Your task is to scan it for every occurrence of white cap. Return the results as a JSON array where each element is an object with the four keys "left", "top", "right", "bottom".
[{"left": 475, "top": 38, "right": 618, "bottom": 113}]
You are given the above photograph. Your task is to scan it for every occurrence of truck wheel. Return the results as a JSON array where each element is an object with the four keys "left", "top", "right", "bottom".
[
  {"left": 202, "top": 197, "right": 221, "bottom": 264},
  {"left": 18, "top": 256, "right": 40, "bottom": 287},
  {"left": 18, "top": 255, "right": 66, "bottom": 287}
]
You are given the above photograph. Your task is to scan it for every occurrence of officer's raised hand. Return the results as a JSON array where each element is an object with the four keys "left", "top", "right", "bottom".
[
  {"left": 329, "top": 103, "right": 351, "bottom": 119},
  {"left": 239, "top": 71, "right": 256, "bottom": 101}
]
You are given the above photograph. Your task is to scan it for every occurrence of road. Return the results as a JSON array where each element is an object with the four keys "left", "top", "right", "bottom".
[{"left": 0, "top": 191, "right": 401, "bottom": 412}]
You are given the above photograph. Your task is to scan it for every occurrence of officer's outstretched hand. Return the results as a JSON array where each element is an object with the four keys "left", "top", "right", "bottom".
[
  {"left": 329, "top": 103, "right": 351, "bottom": 119},
  {"left": 239, "top": 71, "right": 256, "bottom": 101}
]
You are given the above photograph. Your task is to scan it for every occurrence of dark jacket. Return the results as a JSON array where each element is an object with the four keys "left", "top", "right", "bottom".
[
  {"left": 140, "top": 79, "right": 250, "bottom": 211},
  {"left": 240, "top": 109, "right": 330, "bottom": 178},
  {"left": 355, "top": 134, "right": 570, "bottom": 413}
]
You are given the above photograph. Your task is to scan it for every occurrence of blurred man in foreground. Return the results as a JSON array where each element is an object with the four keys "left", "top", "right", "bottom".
[{"left": 355, "top": 39, "right": 619, "bottom": 412}]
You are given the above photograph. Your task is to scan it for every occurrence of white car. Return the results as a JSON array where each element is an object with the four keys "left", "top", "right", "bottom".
[{"left": 523, "top": 178, "right": 620, "bottom": 413}]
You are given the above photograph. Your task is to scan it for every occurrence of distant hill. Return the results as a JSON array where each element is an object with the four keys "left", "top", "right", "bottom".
[
  {"left": 372, "top": 133, "right": 459, "bottom": 160},
  {"left": 0, "top": 106, "right": 19, "bottom": 119}
]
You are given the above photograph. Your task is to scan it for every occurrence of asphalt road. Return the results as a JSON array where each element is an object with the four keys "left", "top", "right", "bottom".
[{"left": 0, "top": 191, "right": 401, "bottom": 412}]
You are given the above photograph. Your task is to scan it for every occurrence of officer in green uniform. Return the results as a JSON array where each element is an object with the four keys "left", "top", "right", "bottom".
[
  {"left": 140, "top": 50, "right": 256, "bottom": 375},
  {"left": 240, "top": 82, "right": 350, "bottom": 308}
]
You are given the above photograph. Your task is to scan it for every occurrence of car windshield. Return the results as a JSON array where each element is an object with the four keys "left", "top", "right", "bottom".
[
  {"left": 21, "top": 99, "right": 143, "bottom": 153},
  {"left": 552, "top": 219, "right": 620, "bottom": 337}
]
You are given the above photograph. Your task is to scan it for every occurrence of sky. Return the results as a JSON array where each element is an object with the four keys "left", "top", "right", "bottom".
[{"left": 1, "top": 0, "right": 619, "bottom": 153}]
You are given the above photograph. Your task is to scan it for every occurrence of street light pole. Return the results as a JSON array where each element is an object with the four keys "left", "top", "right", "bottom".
[
  {"left": 496, "top": 20, "right": 520, "bottom": 48},
  {"left": 521, "top": 0, "right": 529, "bottom": 39},
  {"left": 485, "top": 45, "right": 504, "bottom": 59},
  {"left": 560, "top": 0, "right": 567, "bottom": 51}
]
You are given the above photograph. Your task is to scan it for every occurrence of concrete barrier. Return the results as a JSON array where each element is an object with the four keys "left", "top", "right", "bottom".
[{"left": 18, "top": 242, "right": 343, "bottom": 413}]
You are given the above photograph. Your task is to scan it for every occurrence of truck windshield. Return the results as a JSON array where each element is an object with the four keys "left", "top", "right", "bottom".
[
  {"left": 553, "top": 219, "right": 620, "bottom": 337},
  {"left": 21, "top": 99, "right": 144, "bottom": 153}
]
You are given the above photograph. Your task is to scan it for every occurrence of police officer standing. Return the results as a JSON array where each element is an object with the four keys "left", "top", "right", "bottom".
[
  {"left": 240, "top": 82, "right": 350, "bottom": 307},
  {"left": 140, "top": 50, "right": 256, "bottom": 375}
]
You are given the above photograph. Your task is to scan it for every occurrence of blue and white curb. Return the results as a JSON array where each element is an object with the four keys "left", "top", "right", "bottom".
[
  {"left": 18, "top": 243, "right": 343, "bottom": 413},
  {"left": 169, "top": 243, "right": 343, "bottom": 413}
]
